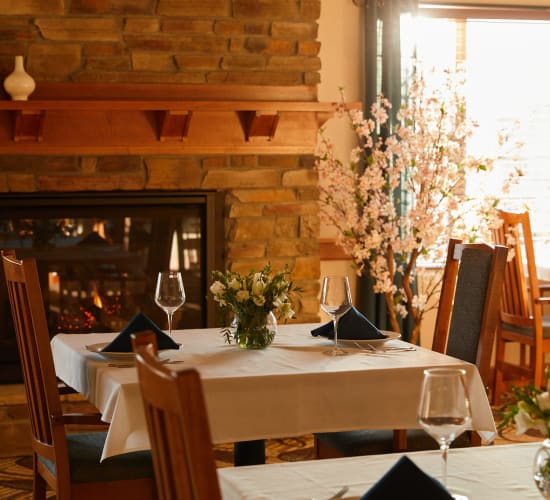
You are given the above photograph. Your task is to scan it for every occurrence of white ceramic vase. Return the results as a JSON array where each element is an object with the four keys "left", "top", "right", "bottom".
[{"left": 3, "top": 55, "right": 35, "bottom": 101}]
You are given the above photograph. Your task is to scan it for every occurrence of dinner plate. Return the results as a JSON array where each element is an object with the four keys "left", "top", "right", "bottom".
[
  {"left": 85, "top": 342, "right": 178, "bottom": 360},
  {"left": 341, "top": 330, "right": 401, "bottom": 346},
  {"left": 85, "top": 342, "right": 136, "bottom": 359}
]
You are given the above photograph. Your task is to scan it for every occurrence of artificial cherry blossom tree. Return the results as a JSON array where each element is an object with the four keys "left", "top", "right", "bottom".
[{"left": 317, "top": 68, "right": 520, "bottom": 344}]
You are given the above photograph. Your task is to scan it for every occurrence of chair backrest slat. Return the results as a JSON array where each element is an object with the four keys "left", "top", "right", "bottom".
[
  {"left": 432, "top": 238, "right": 462, "bottom": 354},
  {"left": 493, "top": 210, "right": 539, "bottom": 324},
  {"left": 1, "top": 250, "right": 67, "bottom": 465}
]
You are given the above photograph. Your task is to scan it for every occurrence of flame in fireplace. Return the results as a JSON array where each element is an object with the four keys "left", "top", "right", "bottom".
[
  {"left": 92, "top": 283, "right": 103, "bottom": 309},
  {"left": 92, "top": 220, "right": 107, "bottom": 240},
  {"left": 58, "top": 307, "right": 97, "bottom": 332}
]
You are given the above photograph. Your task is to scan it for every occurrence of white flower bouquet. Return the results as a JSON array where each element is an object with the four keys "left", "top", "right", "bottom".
[
  {"left": 499, "top": 379, "right": 550, "bottom": 438},
  {"left": 209, "top": 263, "right": 299, "bottom": 348}
]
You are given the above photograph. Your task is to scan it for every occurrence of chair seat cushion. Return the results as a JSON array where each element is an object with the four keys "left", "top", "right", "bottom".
[
  {"left": 502, "top": 315, "right": 550, "bottom": 338},
  {"left": 38, "top": 431, "right": 154, "bottom": 484},
  {"left": 315, "top": 429, "right": 471, "bottom": 457}
]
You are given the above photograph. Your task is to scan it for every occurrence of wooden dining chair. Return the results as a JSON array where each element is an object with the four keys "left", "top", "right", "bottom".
[
  {"left": 315, "top": 238, "right": 508, "bottom": 458},
  {"left": 131, "top": 330, "right": 159, "bottom": 354},
  {"left": 1, "top": 249, "right": 157, "bottom": 500},
  {"left": 492, "top": 209, "right": 550, "bottom": 404},
  {"left": 134, "top": 341, "right": 223, "bottom": 500}
]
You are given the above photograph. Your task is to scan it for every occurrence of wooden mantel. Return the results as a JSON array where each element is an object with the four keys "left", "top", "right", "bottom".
[{"left": 0, "top": 83, "right": 343, "bottom": 155}]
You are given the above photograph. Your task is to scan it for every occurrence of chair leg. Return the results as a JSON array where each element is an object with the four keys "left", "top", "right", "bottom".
[
  {"left": 534, "top": 349, "right": 545, "bottom": 389},
  {"left": 493, "top": 363, "right": 505, "bottom": 405},
  {"left": 492, "top": 335, "right": 507, "bottom": 405},
  {"left": 392, "top": 429, "right": 408, "bottom": 451},
  {"left": 520, "top": 344, "right": 527, "bottom": 369},
  {"left": 313, "top": 435, "right": 344, "bottom": 459},
  {"left": 32, "top": 456, "right": 47, "bottom": 500},
  {"left": 469, "top": 430, "right": 482, "bottom": 447}
]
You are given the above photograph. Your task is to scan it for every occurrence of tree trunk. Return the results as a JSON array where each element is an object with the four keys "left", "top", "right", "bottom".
[
  {"left": 409, "top": 319, "right": 422, "bottom": 346},
  {"left": 384, "top": 291, "right": 402, "bottom": 334},
  {"left": 402, "top": 248, "right": 422, "bottom": 344}
]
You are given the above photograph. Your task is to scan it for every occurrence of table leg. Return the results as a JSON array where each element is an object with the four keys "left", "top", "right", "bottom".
[{"left": 234, "top": 439, "right": 266, "bottom": 466}]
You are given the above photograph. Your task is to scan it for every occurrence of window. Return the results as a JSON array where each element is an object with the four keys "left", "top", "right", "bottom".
[{"left": 404, "top": 6, "right": 550, "bottom": 269}]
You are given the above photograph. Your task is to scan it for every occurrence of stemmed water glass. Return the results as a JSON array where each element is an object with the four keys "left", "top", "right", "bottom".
[
  {"left": 320, "top": 275, "right": 352, "bottom": 356},
  {"left": 418, "top": 367, "right": 472, "bottom": 499},
  {"left": 154, "top": 271, "right": 186, "bottom": 338}
]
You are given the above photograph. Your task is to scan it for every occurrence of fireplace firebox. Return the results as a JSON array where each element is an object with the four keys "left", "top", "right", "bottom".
[{"left": 0, "top": 191, "right": 224, "bottom": 383}]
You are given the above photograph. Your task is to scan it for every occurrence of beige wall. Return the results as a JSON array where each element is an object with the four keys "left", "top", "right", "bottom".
[
  {"left": 318, "top": 0, "right": 364, "bottom": 198},
  {"left": 317, "top": 1, "right": 440, "bottom": 344},
  {"left": 317, "top": 0, "right": 363, "bottom": 321}
]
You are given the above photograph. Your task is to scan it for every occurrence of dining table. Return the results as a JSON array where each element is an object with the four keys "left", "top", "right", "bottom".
[
  {"left": 218, "top": 441, "right": 542, "bottom": 499},
  {"left": 50, "top": 323, "right": 496, "bottom": 463}
]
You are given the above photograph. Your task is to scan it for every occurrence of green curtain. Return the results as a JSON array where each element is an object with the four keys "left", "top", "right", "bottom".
[{"left": 355, "top": 0, "right": 418, "bottom": 340}]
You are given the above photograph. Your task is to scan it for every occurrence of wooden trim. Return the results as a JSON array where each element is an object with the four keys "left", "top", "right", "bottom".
[
  {"left": 30, "top": 82, "right": 321, "bottom": 101},
  {"left": 0, "top": 99, "right": 341, "bottom": 113},
  {"left": 0, "top": 83, "right": 360, "bottom": 155},
  {"left": 319, "top": 239, "right": 352, "bottom": 261},
  {"left": 319, "top": 239, "right": 454, "bottom": 266},
  {"left": 420, "top": 4, "right": 550, "bottom": 19}
]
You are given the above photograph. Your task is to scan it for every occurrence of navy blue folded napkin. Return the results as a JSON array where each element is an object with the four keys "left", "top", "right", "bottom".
[
  {"left": 361, "top": 456, "right": 453, "bottom": 500},
  {"left": 311, "top": 306, "right": 387, "bottom": 340},
  {"left": 101, "top": 312, "right": 180, "bottom": 352}
]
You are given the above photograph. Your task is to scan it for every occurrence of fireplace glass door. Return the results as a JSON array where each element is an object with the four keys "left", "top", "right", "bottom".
[{"left": 0, "top": 191, "right": 223, "bottom": 383}]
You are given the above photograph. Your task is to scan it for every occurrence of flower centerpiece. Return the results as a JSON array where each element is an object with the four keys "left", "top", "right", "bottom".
[
  {"left": 209, "top": 263, "right": 299, "bottom": 349},
  {"left": 316, "top": 65, "right": 522, "bottom": 344},
  {"left": 499, "top": 383, "right": 550, "bottom": 438},
  {"left": 499, "top": 373, "right": 550, "bottom": 497}
]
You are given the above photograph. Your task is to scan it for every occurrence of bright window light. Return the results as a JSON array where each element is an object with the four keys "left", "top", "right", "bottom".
[{"left": 409, "top": 14, "right": 550, "bottom": 265}]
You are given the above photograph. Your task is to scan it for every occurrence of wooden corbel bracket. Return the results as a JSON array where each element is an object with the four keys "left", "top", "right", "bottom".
[
  {"left": 13, "top": 109, "right": 45, "bottom": 142},
  {"left": 157, "top": 110, "right": 192, "bottom": 142},
  {"left": 239, "top": 110, "right": 280, "bottom": 141}
]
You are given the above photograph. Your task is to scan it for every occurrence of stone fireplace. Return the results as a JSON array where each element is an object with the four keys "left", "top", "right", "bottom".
[{"left": 0, "top": 1, "right": 324, "bottom": 383}]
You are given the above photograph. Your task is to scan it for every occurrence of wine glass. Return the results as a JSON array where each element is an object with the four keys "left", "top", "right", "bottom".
[
  {"left": 418, "top": 367, "right": 472, "bottom": 499},
  {"left": 320, "top": 275, "right": 352, "bottom": 356},
  {"left": 154, "top": 271, "right": 186, "bottom": 337}
]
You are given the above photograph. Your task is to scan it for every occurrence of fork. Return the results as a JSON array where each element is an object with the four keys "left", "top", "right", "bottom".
[
  {"left": 325, "top": 486, "right": 349, "bottom": 500},
  {"left": 368, "top": 343, "right": 416, "bottom": 352},
  {"left": 353, "top": 341, "right": 415, "bottom": 353},
  {"left": 311, "top": 485, "right": 349, "bottom": 500}
]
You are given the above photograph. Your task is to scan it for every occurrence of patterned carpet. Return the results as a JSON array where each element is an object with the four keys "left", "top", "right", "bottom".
[
  {"left": 0, "top": 419, "right": 539, "bottom": 499},
  {"left": 0, "top": 435, "right": 316, "bottom": 499}
]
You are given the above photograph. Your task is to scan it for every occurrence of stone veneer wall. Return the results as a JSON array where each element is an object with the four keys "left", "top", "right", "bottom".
[{"left": 0, "top": 0, "right": 324, "bottom": 322}]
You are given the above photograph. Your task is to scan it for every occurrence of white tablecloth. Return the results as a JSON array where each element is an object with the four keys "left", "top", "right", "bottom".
[
  {"left": 218, "top": 442, "right": 541, "bottom": 499},
  {"left": 50, "top": 323, "right": 496, "bottom": 460}
]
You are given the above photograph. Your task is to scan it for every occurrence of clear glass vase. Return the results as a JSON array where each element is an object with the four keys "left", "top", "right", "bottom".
[
  {"left": 233, "top": 310, "right": 277, "bottom": 349},
  {"left": 533, "top": 438, "right": 550, "bottom": 498}
]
